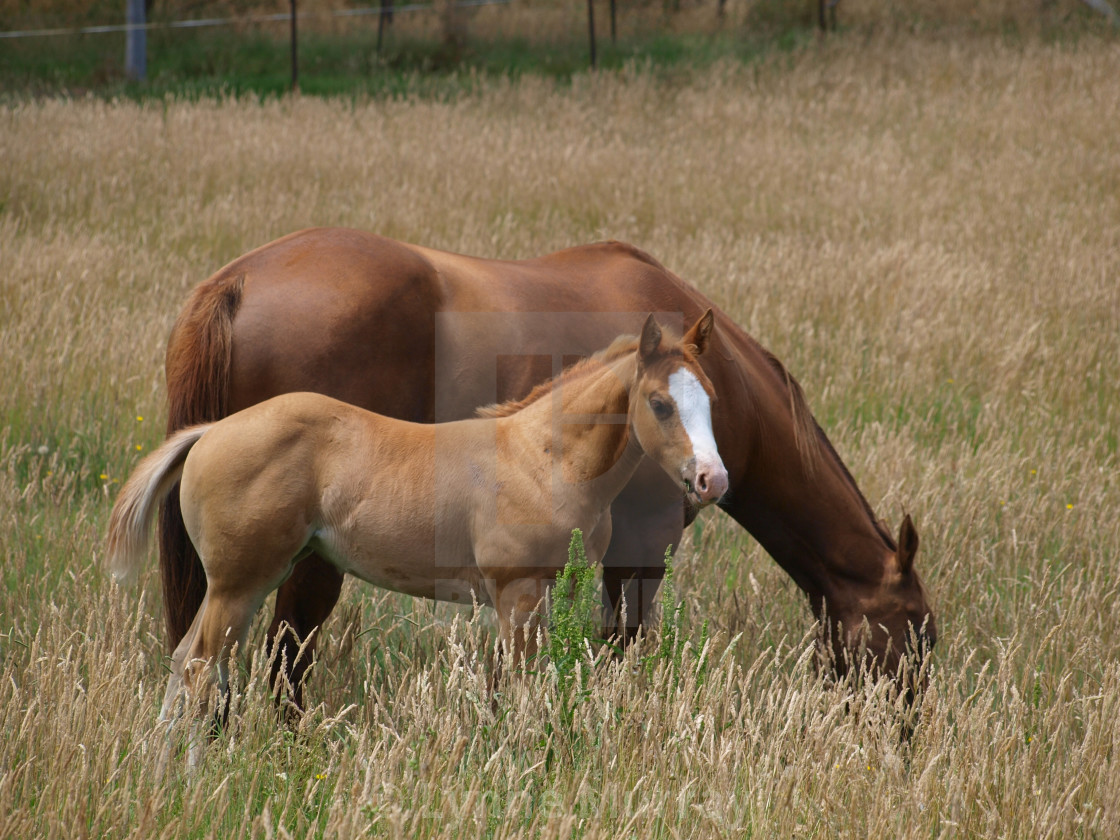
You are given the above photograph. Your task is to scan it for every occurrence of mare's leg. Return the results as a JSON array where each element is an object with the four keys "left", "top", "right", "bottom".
[
  {"left": 600, "top": 461, "right": 684, "bottom": 642},
  {"left": 265, "top": 554, "right": 345, "bottom": 715}
]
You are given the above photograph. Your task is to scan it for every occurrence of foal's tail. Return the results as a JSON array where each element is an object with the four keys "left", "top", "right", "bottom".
[{"left": 107, "top": 425, "right": 210, "bottom": 585}]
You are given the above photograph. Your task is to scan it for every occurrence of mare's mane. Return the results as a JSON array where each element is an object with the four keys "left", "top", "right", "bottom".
[
  {"left": 757, "top": 346, "right": 896, "bottom": 551},
  {"left": 758, "top": 345, "right": 822, "bottom": 476}
]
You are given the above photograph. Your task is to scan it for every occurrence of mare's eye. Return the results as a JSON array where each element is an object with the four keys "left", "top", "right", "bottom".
[{"left": 650, "top": 397, "right": 674, "bottom": 420}]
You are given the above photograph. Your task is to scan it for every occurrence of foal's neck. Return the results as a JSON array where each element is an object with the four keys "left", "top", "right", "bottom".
[{"left": 520, "top": 353, "right": 643, "bottom": 502}]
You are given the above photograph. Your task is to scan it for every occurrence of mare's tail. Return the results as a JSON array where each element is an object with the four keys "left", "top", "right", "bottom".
[
  {"left": 107, "top": 425, "right": 210, "bottom": 584},
  {"left": 159, "top": 273, "right": 244, "bottom": 647}
]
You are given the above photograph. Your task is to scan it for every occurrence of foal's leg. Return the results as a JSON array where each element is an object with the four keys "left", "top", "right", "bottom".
[
  {"left": 487, "top": 577, "right": 549, "bottom": 670},
  {"left": 156, "top": 602, "right": 206, "bottom": 779},
  {"left": 165, "top": 587, "right": 261, "bottom": 769},
  {"left": 265, "top": 554, "right": 345, "bottom": 715}
]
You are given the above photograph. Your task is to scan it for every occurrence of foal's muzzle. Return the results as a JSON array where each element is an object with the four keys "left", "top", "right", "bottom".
[{"left": 684, "top": 461, "right": 728, "bottom": 507}]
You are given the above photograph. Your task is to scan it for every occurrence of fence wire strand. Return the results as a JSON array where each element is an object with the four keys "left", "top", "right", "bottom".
[{"left": 0, "top": 0, "right": 512, "bottom": 40}]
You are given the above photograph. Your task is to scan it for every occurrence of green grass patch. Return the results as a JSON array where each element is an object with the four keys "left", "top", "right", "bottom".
[{"left": 0, "top": 24, "right": 790, "bottom": 100}]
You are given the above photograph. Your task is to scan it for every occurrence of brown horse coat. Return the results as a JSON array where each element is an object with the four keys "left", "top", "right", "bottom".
[{"left": 161, "top": 228, "right": 936, "bottom": 700}]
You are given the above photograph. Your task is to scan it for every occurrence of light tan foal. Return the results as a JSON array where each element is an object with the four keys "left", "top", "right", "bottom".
[{"left": 107, "top": 311, "right": 727, "bottom": 766}]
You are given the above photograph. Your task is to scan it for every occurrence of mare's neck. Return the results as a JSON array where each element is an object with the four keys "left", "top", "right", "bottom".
[{"left": 716, "top": 326, "right": 895, "bottom": 599}]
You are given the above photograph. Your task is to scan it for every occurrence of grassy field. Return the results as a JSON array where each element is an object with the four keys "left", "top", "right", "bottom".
[{"left": 2, "top": 27, "right": 1120, "bottom": 838}]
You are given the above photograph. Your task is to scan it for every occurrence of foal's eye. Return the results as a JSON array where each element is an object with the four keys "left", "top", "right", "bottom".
[{"left": 650, "top": 397, "right": 674, "bottom": 420}]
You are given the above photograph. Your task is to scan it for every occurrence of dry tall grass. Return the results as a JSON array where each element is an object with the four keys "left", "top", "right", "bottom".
[{"left": 2, "top": 32, "right": 1119, "bottom": 838}]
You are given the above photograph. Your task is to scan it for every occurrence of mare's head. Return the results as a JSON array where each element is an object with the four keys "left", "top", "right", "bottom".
[
  {"left": 819, "top": 513, "right": 937, "bottom": 690},
  {"left": 629, "top": 311, "right": 729, "bottom": 508}
]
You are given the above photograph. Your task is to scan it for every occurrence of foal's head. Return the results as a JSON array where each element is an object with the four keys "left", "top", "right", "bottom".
[{"left": 630, "top": 311, "right": 728, "bottom": 508}]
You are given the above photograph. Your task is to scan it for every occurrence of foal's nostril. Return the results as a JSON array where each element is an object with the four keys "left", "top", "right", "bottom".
[{"left": 694, "top": 466, "right": 729, "bottom": 503}]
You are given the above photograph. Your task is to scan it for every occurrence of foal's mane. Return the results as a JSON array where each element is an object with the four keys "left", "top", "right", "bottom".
[
  {"left": 477, "top": 334, "right": 641, "bottom": 419},
  {"left": 478, "top": 331, "right": 702, "bottom": 420}
]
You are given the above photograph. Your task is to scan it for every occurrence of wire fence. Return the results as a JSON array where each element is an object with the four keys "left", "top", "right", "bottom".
[
  {"left": 1, "top": 0, "right": 543, "bottom": 90},
  {"left": 0, "top": 0, "right": 512, "bottom": 40}
]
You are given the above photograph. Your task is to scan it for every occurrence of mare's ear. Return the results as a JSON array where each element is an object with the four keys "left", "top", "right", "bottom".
[
  {"left": 683, "top": 308, "right": 715, "bottom": 356},
  {"left": 639, "top": 314, "right": 662, "bottom": 361},
  {"left": 897, "top": 513, "right": 919, "bottom": 575}
]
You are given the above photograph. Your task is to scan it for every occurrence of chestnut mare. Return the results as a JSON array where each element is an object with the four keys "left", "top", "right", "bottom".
[
  {"left": 160, "top": 228, "right": 936, "bottom": 705},
  {"left": 110, "top": 314, "right": 727, "bottom": 759}
]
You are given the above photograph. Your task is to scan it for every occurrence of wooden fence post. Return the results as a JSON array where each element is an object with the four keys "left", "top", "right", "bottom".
[
  {"left": 377, "top": 0, "right": 395, "bottom": 55},
  {"left": 587, "top": 0, "right": 597, "bottom": 69}
]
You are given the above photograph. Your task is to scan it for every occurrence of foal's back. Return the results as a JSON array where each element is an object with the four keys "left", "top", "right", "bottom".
[{"left": 179, "top": 392, "right": 484, "bottom": 600}]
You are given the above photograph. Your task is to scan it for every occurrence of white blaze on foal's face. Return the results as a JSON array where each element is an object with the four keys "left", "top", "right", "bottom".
[{"left": 668, "top": 366, "right": 728, "bottom": 505}]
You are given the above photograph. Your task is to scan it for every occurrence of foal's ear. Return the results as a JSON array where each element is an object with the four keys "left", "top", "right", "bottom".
[
  {"left": 897, "top": 513, "right": 919, "bottom": 575},
  {"left": 683, "top": 309, "right": 715, "bottom": 356},
  {"left": 639, "top": 314, "right": 662, "bottom": 360}
]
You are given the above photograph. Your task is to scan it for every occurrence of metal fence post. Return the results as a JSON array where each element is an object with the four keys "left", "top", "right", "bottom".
[
  {"left": 125, "top": 0, "right": 146, "bottom": 79},
  {"left": 290, "top": 0, "right": 299, "bottom": 92}
]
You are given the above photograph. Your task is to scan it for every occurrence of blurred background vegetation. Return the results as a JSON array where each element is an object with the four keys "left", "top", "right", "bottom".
[{"left": 1, "top": 0, "right": 1115, "bottom": 98}]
